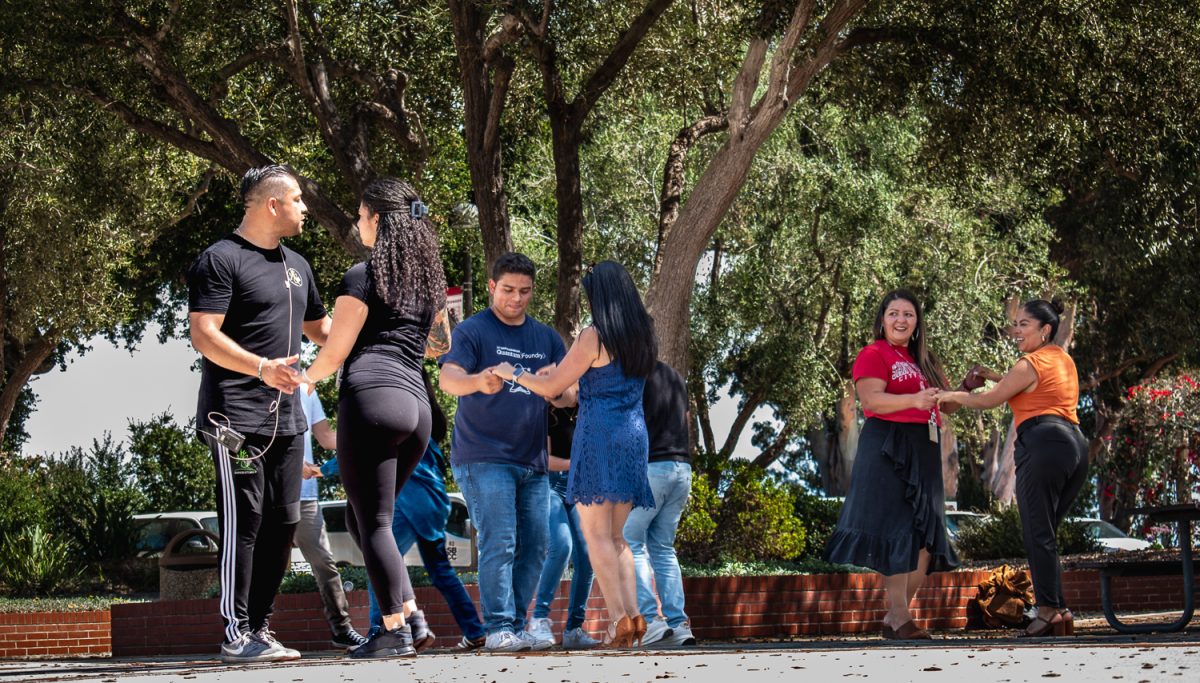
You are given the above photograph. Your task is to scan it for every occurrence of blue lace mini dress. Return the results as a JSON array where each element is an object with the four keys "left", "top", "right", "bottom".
[{"left": 565, "top": 362, "right": 655, "bottom": 509}]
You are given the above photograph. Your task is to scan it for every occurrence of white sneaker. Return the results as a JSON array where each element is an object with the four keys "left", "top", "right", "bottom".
[
  {"left": 639, "top": 617, "right": 673, "bottom": 646},
  {"left": 484, "top": 630, "right": 531, "bottom": 653},
  {"left": 526, "top": 617, "right": 554, "bottom": 644},
  {"left": 517, "top": 627, "right": 554, "bottom": 651},
  {"left": 251, "top": 628, "right": 301, "bottom": 660},
  {"left": 663, "top": 623, "right": 696, "bottom": 646}
]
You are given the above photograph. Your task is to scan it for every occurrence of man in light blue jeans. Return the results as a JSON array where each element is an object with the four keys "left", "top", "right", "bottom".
[
  {"left": 439, "top": 253, "right": 572, "bottom": 652},
  {"left": 624, "top": 361, "right": 696, "bottom": 647}
]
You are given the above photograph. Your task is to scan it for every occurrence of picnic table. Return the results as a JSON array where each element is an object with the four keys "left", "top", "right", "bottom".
[{"left": 1073, "top": 503, "right": 1197, "bottom": 634}]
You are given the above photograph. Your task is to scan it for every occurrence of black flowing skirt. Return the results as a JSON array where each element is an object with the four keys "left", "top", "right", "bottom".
[{"left": 823, "top": 418, "right": 959, "bottom": 576}]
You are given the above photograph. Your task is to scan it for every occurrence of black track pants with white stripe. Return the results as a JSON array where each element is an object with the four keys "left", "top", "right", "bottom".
[{"left": 206, "top": 431, "right": 304, "bottom": 644}]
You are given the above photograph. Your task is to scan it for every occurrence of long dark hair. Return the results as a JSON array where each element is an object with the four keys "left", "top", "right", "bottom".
[
  {"left": 582, "top": 261, "right": 657, "bottom": 378},
  {"left": 872, "top": 288, "right": 948, "bottom": 390},
  {"left": 360, "top": 177, "right": 446, "bottom": 317},
  {"left": 1022, "top": 298, "right": 1064, "bottom": 342}
]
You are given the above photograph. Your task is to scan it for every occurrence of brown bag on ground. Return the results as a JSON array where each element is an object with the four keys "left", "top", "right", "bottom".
[{"left": 974, "top": 564, "right": 1034, "bottom": 628}]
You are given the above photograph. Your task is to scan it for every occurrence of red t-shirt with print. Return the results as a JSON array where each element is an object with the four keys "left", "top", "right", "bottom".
[{"left": 852, "top": 339, "right": 938, "bottom": 425}]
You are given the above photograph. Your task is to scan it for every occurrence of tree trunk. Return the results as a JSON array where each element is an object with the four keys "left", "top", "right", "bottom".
[
  {"left": 548, "top": 115, "right": 584, "bottom": 342},
  {"left": 940, "top": 423, "right": 959, "bottom": 501},
  {"left": 0, "top": 334, "right": 56, "bottom": 448},
  {"left": 812, "top": 380, "right": 861, "bottom": 496},
  {"left": 447, "top": 0, "right": 514, "bottom": 269}
]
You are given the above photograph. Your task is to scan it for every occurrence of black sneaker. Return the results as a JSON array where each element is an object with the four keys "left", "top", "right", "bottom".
[
  {"left": 349, "top": 624, "right": 417, "bottom": 659},
  {"left": 331, "top": 629, "right": 369, "bottom": 651},
  {"left": 407, "top": 609, "right": 436, "bottom": 652}
]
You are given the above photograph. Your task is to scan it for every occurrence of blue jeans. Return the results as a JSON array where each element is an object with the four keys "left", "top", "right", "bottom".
[
  {"left": 366, "top": 507, "right": 486, "bottom": 641},
  {"left": 452, "top": 461, "right": 549, "bottom": 635},
  {"left": 623, "top": 461, "right": 692, "bottom": 627},
  {"left": 533, "top": 472, "right": 594, "bottom": 630}
]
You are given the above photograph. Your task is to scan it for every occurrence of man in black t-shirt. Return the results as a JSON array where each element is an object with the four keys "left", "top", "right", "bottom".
[
  {"left": 623, "top": 361, "right": 697, "bottom": 647},
  {"left": 187, "top": 165, "right": 332, "bottom": 663}
]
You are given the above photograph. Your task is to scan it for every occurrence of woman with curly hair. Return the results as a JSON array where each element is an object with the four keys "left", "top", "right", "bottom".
[{"left": 302, "top": 177, "right": 450, "bottom": 658}]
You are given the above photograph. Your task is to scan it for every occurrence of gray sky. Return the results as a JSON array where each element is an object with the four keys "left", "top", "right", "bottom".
[{"left": 23, "top": 326, "right": 772, "bottom": 458}]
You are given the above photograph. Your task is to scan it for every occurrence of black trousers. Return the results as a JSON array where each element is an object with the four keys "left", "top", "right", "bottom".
[
  {"left": 1014, "top": 416, "right": 1089, "bottom": 608},
  {"left": 337, "top": 385, "right": 431, "bottom": 618},
  {"left": 206, "top": 430, "right": 303, "bottom": 644}
]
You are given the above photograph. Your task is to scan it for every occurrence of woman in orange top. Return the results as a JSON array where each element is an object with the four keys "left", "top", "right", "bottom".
[{"left": 938, "top": 299, "right": 1088, "bottom": 638}]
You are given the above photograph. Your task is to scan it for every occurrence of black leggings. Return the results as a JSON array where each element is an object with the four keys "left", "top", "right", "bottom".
[
  {"left": 336, "top": 385, "right": 431, "bottom": 617},
  {"left": 1014, "top": 416, "right": 1089, "bottom": 608}
]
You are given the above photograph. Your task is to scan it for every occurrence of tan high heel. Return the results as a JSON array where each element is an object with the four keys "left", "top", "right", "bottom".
[
  {"left": 632, "top": 615, "right": 647, "bottom": 647},
  {"left": 604, "top": 616, "right": 635, "bottom": 649}
]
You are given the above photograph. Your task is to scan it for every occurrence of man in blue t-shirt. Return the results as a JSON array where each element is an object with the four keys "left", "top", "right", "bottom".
[{"left": 439, "top": 252, "right": 570, "bottom": 653}]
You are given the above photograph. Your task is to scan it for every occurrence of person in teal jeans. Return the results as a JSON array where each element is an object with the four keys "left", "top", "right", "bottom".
[{"left": 322, "top": 376, "right": 487, "bottom": 651}]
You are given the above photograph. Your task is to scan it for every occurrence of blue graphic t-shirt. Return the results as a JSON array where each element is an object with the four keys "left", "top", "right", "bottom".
[{"left": 440, "top": 308, "right": 566, "bottom": 471}]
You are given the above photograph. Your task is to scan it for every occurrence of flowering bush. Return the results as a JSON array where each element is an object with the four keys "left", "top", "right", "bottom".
[{"left": 1104, "top": 371, "right": 1200, "bottom": 536}]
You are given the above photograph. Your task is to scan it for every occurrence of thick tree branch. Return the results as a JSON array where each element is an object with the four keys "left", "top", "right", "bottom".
[
  {"left": 656, "top": 114, "right": 728, "bottom": 272},
  {"left": 764, "top": 0, "right": 816, "bottom": 107},
  {"left": 572, "top": 0, "right": 674, "bottom": 121},
  {"left": 153, "top": 0, "right": 183, "bottom": 43},
  {"left": 729, "top": 38, "right": 768, "bottom": 137},
  {"left": 751, "top": 423, "right": 797, "bottom": 470},
  {"left": 165, "top": 167, "right": 217, "bottom": 229},
  {"left": 717, "top": 389, "right": 767, "bottom": 460},
  {"left": 484, "top": 56, "right": 514, "bottom": 155},
  {"left": 210, "top": 46, "right": 288, "bottom": 102},
  {"left": 483, "top": 14, "right": 524, "bottom": 62}
]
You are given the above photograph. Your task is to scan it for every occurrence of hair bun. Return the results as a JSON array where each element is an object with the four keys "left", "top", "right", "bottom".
[{"left": 1049, "top": 297, "right": 1066, "bottom": 316}]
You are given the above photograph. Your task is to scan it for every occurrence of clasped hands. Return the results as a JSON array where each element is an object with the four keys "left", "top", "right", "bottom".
[{"left": 260, "top": 354, "right": 303, "bottom": 393}]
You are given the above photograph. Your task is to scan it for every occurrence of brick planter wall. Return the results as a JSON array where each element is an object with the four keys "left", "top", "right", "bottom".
[
  {"left": 108, "top": 569, "right": 1199, "bottom": 656},
  {"left": 0, "top": 611, "right": 110, "bottom": 658},
  {"left": 3, "top": 569, "right": 1194, "bottom": 659}
]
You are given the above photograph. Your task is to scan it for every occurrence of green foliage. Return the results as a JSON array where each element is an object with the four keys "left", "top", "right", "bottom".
[
  {"left": 0, "top": 455, "right": 47, "bottom": 543},
  {"left": 0, "top": 595, "right": 146, "bottom": 613},
  {"left": 679, "top": 557, "right": 864, "bottom": 577},
  {"left": 127, "top": 413, "right": 215, "bottom": 512},
  {"left": 677, "top": 462, "right": 806, "bottom": 564},
  {"left": 0, "top": 525, "right": 82, "bottom": 597},
  {"left": 954, "top": 504, "right": 1100, "bottom": 561},
  {"left": 40, "top": 435, "right": 147, "bottom": 566},
  {"left": 790, "top": 487, "right": 843, "bottom": 559}
]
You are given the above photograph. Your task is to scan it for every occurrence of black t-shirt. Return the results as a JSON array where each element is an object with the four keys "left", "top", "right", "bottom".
[
  {"left": 643, "top": 361, "right": 690, "bottom": 463},
  {"left": 188, "top": 234, "right": 327, "bottom": 436},
  {"left": 336, "top": 262, "right": 433, "bottom": 398},
  {"left": 548, "top": 406, "right": 577, "bottom": 460}
]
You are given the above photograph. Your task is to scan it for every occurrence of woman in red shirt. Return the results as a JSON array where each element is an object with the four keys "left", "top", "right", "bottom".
[
  {"left": 824, "top": 289, "right": 959, "bottom": 640},
  {"left": 937, "top": 299, "right": 1086, "bottom": 637}
]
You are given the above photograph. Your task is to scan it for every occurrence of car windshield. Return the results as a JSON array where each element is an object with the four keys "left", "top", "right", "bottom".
[
  {"left": 134, "top": 519, "right": 201, "bottom": 554},
  {"left": 1084, "top": 520, "right": 1129, "bottom": 539},
  {"left": 201, "top": 517, "right": 219, "bottom": 536}
]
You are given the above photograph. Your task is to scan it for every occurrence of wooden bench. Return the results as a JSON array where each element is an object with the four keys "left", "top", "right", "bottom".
[{"left": 1072, "top": 503, "right": 1197, "bottom": 634}]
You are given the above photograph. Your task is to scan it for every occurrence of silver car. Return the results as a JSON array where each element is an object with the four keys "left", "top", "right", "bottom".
[{"left": 289, "top": 493, "right": 476, "bottom": 569}]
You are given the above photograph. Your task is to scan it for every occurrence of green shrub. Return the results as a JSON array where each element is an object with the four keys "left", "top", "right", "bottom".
[
  {"left": 41, "top": 436, "right": 147, "bottom": 566},
  {"left": 0, "top": 525, "right": 82, "bottom": 597},
  {"left": 677, "top": 462, "right": 806, "bottom": 564},
  {"left": 128, "top": 413, "right": 215, "bottom": 512},
  {"left": 955, "top": 503, "right": 1100, "bottom": 560},
  {"left": 791, "top": 488, "right": 842, "bottom": 559},
  {"left": 0, "top": 456, "right": 47, "bottom": 543}
]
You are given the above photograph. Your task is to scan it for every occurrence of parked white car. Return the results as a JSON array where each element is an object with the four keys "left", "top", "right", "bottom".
[
  {"left": 132, "top": 511, "right": 219, "bottom": 557},
  {"left": 943, "top": 510, "right": 987, "bottom": 541},
  {"left": 1070, "top": 517, "right": 1152, "bottom": 552},
  {"left": 289, "top": 493, "right": 475, "bottom": 570}
]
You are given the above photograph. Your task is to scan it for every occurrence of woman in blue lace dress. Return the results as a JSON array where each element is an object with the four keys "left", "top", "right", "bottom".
[{"left": 493, "top": 261, "right": 656, "bottom": 649}]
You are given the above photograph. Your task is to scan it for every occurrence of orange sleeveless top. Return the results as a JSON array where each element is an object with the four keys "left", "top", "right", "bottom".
[{"left": 1008, "top": 344, "right": 1080, "bottom": 427}]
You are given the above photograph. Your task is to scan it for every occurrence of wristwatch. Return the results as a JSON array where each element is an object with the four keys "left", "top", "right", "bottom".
[{"left": 511, "top": 366, "right": 526, "bottom": 381}]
